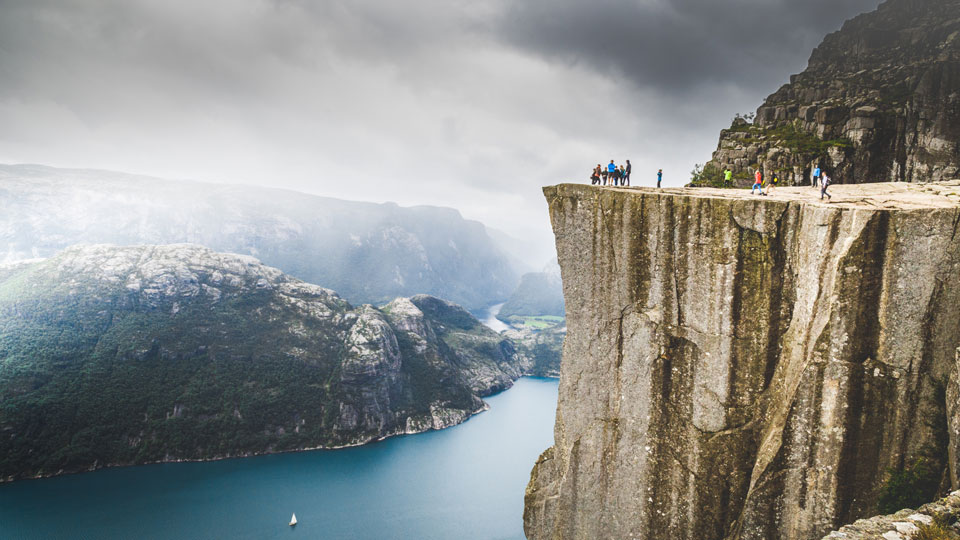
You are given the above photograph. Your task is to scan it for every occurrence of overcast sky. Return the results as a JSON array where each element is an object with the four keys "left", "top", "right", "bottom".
[{"left": 0, "top": 0, "right": 881, "bottom": 263}]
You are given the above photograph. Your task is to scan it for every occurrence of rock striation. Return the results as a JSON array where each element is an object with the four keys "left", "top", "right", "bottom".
[
  {"left": 525, "top": 183, "right": 960, "bottom": 540},
  {"left": 703, "top": 0, "right": 960, "bottom": 187},
  {"left": 0, "top": 244, "right": 526, "bottom": 482}
]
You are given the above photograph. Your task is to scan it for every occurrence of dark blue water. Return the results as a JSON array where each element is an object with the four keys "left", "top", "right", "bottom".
[{"left": 0, "top": 378, "right": 558, "bottom": 540}]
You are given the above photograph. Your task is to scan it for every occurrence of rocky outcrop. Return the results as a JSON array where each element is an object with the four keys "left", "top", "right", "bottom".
[
  {"left": 822, "top": 490, "right": 960, "bottom": 540},
  {"left": 703, "top": 0, "right": 960, "bottom": 187},
  {"left": 525, "top": 184, "right": 960, "bottom": 540},
  {"left": 0, "top": 244, "right": 525, "bottom": 481}
]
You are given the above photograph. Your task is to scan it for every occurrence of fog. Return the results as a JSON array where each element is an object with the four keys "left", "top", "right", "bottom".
[{"left": 0, "top": 0, "right": 882, "bottom": 261}]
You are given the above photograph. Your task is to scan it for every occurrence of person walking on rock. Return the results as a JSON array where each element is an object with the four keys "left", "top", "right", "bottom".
[
  {"left": 751, "top": 169, "right": 764, "bottom": 195},
  {"left": 768, "top": 173, "right": 779, "bottom": 194},
  {"left": 624, "top": 160, "right": 632, "bottom": 186},
  {"left": 821, "top": 172, "right": 832, "bottom": 201},
  {"left": 657, "top": 169, "right": 663, "bottom": 188}
]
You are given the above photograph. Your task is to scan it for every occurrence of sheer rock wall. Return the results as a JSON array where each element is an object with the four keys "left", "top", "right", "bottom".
[{"left": 525, "top": 184, "right": 960, "bottom": 540}]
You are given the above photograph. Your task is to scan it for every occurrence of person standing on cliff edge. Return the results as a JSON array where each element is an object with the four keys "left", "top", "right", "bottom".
[
  {"left": 813, "top": 165, "right": 821, "bottom": 187},
  {"left": 657, "top": 169, "right": 663, "bottom": 188},
  {"left": 751, "top": 169, "right": 764, "bottom": 195},
  {"left": 607, "top": 160, "right": 616, "bottom": 186},
  {"left": 624, "top": 160, "right": 631, "bottom": 186}
]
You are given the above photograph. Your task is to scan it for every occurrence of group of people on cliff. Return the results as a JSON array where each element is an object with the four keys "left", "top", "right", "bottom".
[
  {"left": 740, "top": 165, "right": 832, "bottom": 200},
  {"left": 589, "top": 160, "right": 665, "bottom": 188},
  {"left": 590, "top": 160, "right": 631, "bottom": 186}
]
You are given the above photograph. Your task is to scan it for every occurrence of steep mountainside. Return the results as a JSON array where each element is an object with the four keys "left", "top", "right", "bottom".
[
  {"left": 497, "top": 266, "right": 565, "bottom": 321},
  {"left": 702, "top": 0, "right": 960, "bottom": 187},
  {"left": 0, "top": 164, "right": 518, "bottom": 310},
  {"left": 525, "top": 183, "right": 960, "bottom": 540},
  {"left": 0, "top": 245, "right": 526, "bottom": 482}
]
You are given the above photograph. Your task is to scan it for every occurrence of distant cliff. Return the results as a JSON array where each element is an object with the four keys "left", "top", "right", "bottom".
[
  {"left": 0, "top": 245, "right": 527, "bottom": 482},
  {"left": 702, "top": 0, "right": 960, "bottom": 187},
  {"left": 525, "top": 183, "right": 960, "bottom": 540},
  {"left": 0, "top": 164, "right": 518, "bottom": 310}
]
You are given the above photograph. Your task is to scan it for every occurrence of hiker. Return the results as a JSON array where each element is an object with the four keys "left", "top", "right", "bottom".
[
  {"left": 751, "top": 169, "right": 764, "bottom": 195},
  {"left": 619, "top": 165, "right": 628, "bottom": 186},
  {"left": 590, "top": 165, "right": 601, "bottom": 185},
  {"left": 624, "top": 160, "right": 632, "bottom": 186},
  {"left": 657, "top": 169, "right": 663, "bottom": 188},
  {"left": 607, "top": 160, "right": 617, "bottom": 186},
  {"left": 812, "top": 165, "right": 821, "bottom": 187},
  {"left": 724, "top": 169, "right": 733, "bottom": 186},
  {"left": 821, "top": 172, "right": 832, "bottom": 200},
  {"left": 768, "top": 173, "right": 779, "bottom": 194},
  {"left": 601, "top": 165, "right": 608, "bottom": 186},
  {"left": 611, "top": 166, "right": 621, "bottom": 186}
]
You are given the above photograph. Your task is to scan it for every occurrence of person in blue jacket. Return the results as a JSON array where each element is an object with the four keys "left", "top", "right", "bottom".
[
  {"left": 812, "top": 165, "right": 821, "bottom": 187},
  {"left": 657, "top": 169, "right": 663, "bottom": 188},
  {"left": 607, "top": 160, "right": 617, "bottom": 185}
]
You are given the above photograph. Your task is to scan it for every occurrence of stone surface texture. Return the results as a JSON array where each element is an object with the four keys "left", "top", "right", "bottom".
[
  {"left": 704, "top": 0, "right": 960, "bottom": 187},
  {"left": 524, "top": 183, "right": 960, "bottom": 540},
  {"left": 822, "top": 490, "right": 960, "bottom": 539}
]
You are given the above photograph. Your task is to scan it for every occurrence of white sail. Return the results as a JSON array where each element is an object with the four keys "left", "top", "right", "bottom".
[{"left": 289, "top": 513, "right": 298, "bottom": 526}]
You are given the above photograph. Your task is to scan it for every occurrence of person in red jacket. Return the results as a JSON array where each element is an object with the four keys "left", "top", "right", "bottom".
[{"left": 751, "top": 169, "right": 764, "bottom": 195}]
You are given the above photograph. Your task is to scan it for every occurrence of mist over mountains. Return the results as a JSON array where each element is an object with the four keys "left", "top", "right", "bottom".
[{"left": 0, "top": 164, "right": 520, "bottom": 311}]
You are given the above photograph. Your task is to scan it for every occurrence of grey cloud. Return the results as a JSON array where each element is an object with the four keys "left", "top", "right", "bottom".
[
  {"left": 0, "top": 0, "right": 884, "bottom": 268},
  {"left": 496, "top": 0, "right": 882, "bottom": 94}
]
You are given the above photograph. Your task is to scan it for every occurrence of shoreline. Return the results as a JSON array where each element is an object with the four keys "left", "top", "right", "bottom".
[{"left": 0, "top": 375, "right": 558, "bottom": 485}]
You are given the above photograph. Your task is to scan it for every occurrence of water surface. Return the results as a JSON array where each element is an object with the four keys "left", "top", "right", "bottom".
[
  {"left": 479, "top": 302, "right": 511, "bottom": 333},
  {"left": 0, "top": 378, "right": 558, "bottom": 540}
]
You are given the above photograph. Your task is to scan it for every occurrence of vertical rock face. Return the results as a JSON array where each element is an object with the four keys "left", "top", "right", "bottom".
[
  {"left": 703, "top": 0, "right": 960, "bottom": 186},
  {"left": 525, "top": 184, "right": 960, "bottom": 540}
]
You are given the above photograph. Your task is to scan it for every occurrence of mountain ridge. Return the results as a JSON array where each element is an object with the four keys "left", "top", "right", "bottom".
[{"left": 0, "top": 244, "right": 530, "bottom": 482}]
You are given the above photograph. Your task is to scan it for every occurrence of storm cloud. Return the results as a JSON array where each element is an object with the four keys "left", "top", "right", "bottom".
[{"left": 0, "top": 0, "right": 880, "bottom": 264}]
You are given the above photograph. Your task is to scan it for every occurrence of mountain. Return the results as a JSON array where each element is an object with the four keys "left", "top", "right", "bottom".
[
  {"left": 698, "top": 0, "right": 960, "bottom": 187},
  {"left": 497, "top": 262, "right": 564, "bottom": 321},
  {"left": 0, "top": 244, "right": 528, "bottom": 482},
  {"left": 0, "top": 164, "right": 518, "bottom": 310}
]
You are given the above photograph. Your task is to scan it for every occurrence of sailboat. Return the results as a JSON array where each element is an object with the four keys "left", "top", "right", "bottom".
[{"left": 289, "top": 513, "right": 298, "bottom": 527}]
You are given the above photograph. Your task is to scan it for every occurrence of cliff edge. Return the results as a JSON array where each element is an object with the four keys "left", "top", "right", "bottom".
[{"left": 525, "top": 183, "right": 960, "bottom": 539}]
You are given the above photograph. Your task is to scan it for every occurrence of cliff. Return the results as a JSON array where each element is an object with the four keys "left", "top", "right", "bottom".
[
  {"left": 525, "top": 183, "right": 960, "bottom": 540},
  {"left": 701, "top": 0, "right": 960, "bottom": 187},
  {"left": 0, "top": 245, "right": 525, "bottom": 482}
]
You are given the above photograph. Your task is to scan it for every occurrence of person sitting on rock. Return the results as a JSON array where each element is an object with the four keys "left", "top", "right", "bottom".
[
  {"left": 751, "top": 169, "right": 764, "bottom": 195},
  {"left": 590, "top": 165, "right": 601, "bottom": 185}
]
